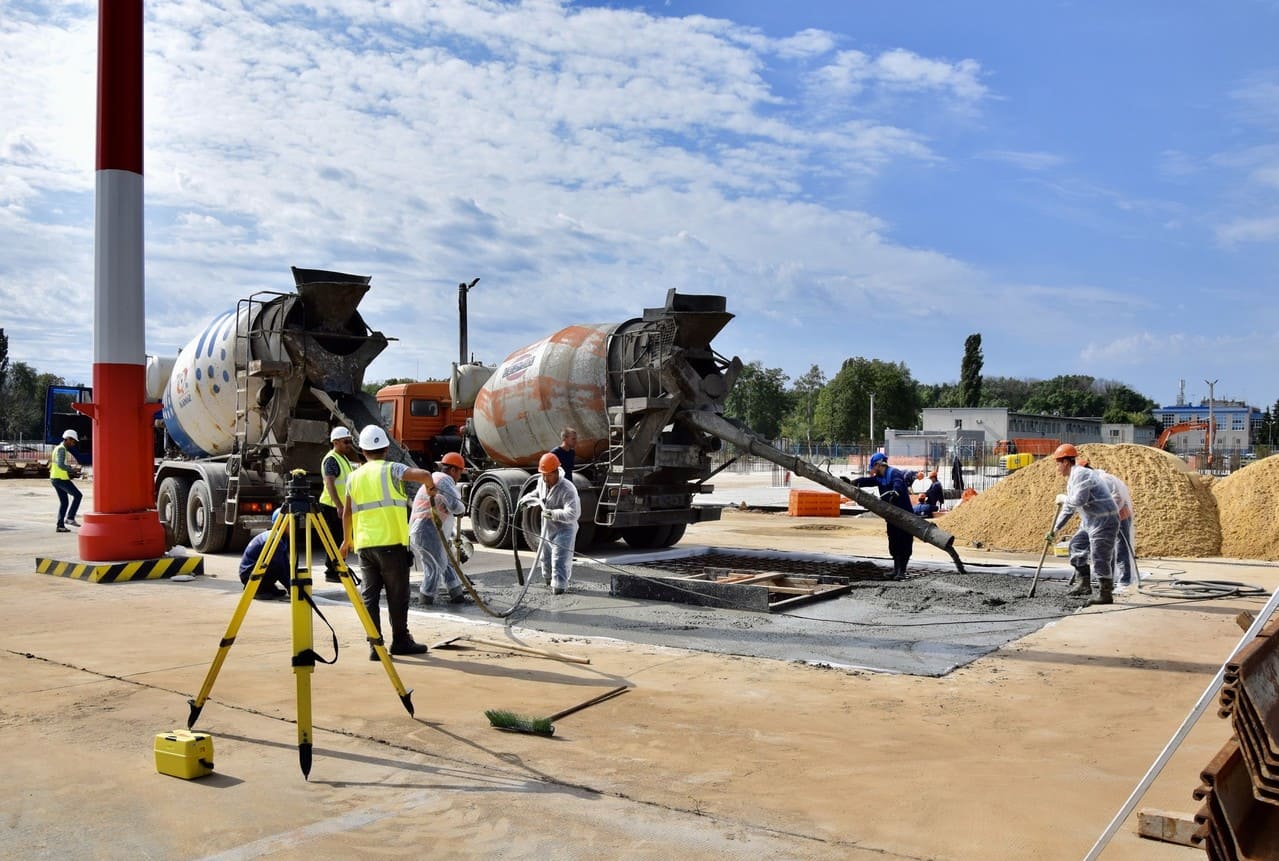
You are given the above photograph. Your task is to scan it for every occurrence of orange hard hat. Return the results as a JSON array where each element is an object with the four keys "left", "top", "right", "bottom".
[
  {"left": 440, "top": 451, "right": 465, "bottom": 470},
  {"left": 538, "top": 452, "right": 561, "bottom": 474},
  {"left": 1052, "top": 443, "right": 1078, "bottom": 461}
]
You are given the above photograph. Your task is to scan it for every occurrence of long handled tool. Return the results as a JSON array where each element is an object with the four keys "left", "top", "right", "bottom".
[
  {"left": 432, "top": 635, "right": 591, "bottom": 665},
  {"left": 485, "top": 685, "right": 630, "bottom": 736},
  {"left": 1028, "top": 500, "right": 1064, "bottom": 598}
]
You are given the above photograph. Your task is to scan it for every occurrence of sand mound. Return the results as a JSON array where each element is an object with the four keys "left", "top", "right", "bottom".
[
  {"left": 941, "top": 444, "right": 1221, "bottom": 558},
  {"left": 1213, "top": 457, "right": 1279, "bottom": 560}
]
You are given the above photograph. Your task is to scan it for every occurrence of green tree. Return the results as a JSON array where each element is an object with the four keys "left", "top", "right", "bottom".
[
  {"left": 916, "top": 381, "right": 962, "bottom": 409},
  {"left": 980, "top": 376, "right": 1037, "bottom": 411},
  {"left": 724, "top": 361, "right": 791, "bottom": 439},
  {"left": 959, "top": 333, "right": 983, "bottom": 407},
  {"left": 780, "top": 364, "right": 827, "bottom": 452},
  {"left": 0, "top": 328, "right": 8, "bottom": 437},
  {"left": 362, "top": 377, "right": 417, "bottom": 398},
  {"left": 1021, "top": 374, "right": 1107, "bottom": 417},
  {"left": 814, "top": 357, "right": 920, "bottom": 443},
  {"left": 1, "top": 361, "right": 64, "bottom": 440}
]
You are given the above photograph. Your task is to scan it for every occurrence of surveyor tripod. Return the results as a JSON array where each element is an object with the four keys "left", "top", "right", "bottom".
[{"left": 186, "top": 469, "right": 416, "bottom": 778}]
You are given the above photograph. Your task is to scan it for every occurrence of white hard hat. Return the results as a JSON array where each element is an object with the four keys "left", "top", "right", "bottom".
[
  {"left": 62, "top": 429, "right": 79, "bottom": 441},
  {"left": 358, "top": 425, "right": 389, "bottom": 450},
  {"left": 329, "top": 426, "right": 352, "bottom": 442}
]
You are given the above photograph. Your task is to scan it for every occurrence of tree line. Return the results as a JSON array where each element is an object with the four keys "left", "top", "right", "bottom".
[
  {"left": 0, "top": 328, "right": 73, "bottom": 442},
  {"left": 724, "top": 333, "right": 1162, "bottom": 446}
]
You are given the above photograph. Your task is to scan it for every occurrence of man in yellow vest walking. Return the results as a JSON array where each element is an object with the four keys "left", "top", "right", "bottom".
[
  {"left": 50, "top": 429, "right": 84, "bottom": 533},
  {"left": 338, "top": 425, "right": 438, "bottom": 659},
  {"left": 319, "top": 426, "right": 357, "bottom": 583}
]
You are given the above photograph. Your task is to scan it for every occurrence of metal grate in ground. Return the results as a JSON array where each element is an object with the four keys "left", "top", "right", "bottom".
[{"left": 630, "top": 551, "right": 891, "bottom": 582}]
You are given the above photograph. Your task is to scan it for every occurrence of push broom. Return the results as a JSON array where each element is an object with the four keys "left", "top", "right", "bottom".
[{"left": 485, "top": 685, "right": 630, "bottom": 736}]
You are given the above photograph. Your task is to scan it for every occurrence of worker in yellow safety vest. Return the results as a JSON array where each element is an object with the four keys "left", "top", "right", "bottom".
[
  {"left": 318, "top": 426, "right": 357, "bottom": 583},
  {"left": 338, "top": 425, "right": 438, "bottom": 659},
  {"left": 50, "top": 429, "right": 84, "bottom": 533}
]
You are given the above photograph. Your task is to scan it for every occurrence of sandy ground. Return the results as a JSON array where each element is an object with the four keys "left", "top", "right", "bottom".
[{"left": 2, "top": 475, "right": 1273, "bottom": 860}]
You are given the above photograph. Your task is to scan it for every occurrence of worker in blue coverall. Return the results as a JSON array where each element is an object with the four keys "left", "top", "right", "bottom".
[{"left": 853, "top": 452, "right": 914, "bottom": 580}]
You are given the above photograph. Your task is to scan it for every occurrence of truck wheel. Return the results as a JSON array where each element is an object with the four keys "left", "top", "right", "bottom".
[
  {"left": 574, "top": 521, "right": 596, "bottom": 551},
  {"left": 519, "top": 505, "right": 543, "bottom": 553},
  {"left": 187, "top": 479, "right": 229, "bottom": 553},
  {"left": 157, "top": 476, "right": 193, "bottom": 547},
  {"left": 469, "top": 483, "right": 512, "bottom": 548},
  {"left": 660, "top": 523, "right": 686, "bottom": 548},
  {"left": 621, "top": 524, "right": 674, "bottom": 549}
]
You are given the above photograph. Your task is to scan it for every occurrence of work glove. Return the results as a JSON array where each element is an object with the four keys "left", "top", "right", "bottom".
[
  {"left": 518, "top": 492, "right": 540, "bottom": 509},
  {"left": 1055, "top": 493, "right": 1068, "bottom": 504},
  {"left": 1044, "top": 531, "right": 1056, "bottom": 543}
]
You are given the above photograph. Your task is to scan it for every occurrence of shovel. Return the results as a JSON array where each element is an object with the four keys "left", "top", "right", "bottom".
[{"left": 1028, "top": 500, "right": 1063, "bottom": 598}]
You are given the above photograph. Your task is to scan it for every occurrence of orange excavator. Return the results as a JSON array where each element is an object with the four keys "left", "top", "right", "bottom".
[{"left": 1154, "top": 420, "right": 1215, "bottom": 451}]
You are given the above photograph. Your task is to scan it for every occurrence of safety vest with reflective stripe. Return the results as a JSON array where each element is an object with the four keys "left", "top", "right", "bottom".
[
  {"left": 318, "top": 449, "right": 352, "bottom": 507},
  {"left": 50, "top": 443, "right": 71, "bottom": 481},
  {"left": 347, "top": 460, "right": 408, "bottom": 549}
]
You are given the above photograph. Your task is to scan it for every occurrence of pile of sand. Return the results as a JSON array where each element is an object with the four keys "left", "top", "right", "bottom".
[
  {"left": 1213, "top": 457, "right": 1279, "bottom": 560},
  {"left": 941, "top": 444, "right": 1222, "bottom": 558}
]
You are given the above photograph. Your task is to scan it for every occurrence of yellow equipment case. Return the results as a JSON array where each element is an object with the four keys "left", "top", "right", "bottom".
[{"left": 154, "top": 729, "right": 214, "bottom": 779}]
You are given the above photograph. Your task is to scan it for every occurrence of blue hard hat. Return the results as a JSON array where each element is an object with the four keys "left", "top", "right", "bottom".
[{"left": 868, "top": 452, "right": 887, "bottom": 470}]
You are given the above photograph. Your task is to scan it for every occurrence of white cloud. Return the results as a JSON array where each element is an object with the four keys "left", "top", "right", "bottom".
[
  {"left": 1216, "top": 215, "right": 1279, "bottom": 245},
  {"left": 978, "top": 149, "right": 1065, "bottom": 171}
]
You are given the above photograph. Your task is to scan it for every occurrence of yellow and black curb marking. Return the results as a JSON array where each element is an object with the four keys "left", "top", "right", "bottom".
[{"left": 35, "top": 555, "right": 204, "bottom": 583}]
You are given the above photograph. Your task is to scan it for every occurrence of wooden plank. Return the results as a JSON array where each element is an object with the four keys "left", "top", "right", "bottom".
[{"left": 1136, "top": 808, "right": 1201, "bottom": 847}]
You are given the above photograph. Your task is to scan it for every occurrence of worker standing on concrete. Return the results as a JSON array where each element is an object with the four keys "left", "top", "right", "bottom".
[
  {"left": 1047, "top": 444, "right": 1120, "bottom": 605},
  {"left": 339, "top": 425, "right": 437, "bottom": 659},
  {"left": 852, "top": 452, "right": 915, "bottom": 579},
  {"left": 550, "top": 427, "right": 578, "bottom": 481},
  {"left": 318, "top": 426, "right": 356, "bottom": 583},
  {"left": 50, "top": 429, "right": 83, "bottom": 533},
  {"left": 411, "top": 451, "right": 470, "bottom": 606},
  {"left": 1077, "top": 456, "right": 1137, "bottom": 592},
  {"left": 523, "top": 452, "right": 580, "bottom": 595}
]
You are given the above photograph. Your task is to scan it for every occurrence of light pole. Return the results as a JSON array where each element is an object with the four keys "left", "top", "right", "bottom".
[
  {"left": 869, "top": 393, "right": 875, "bottom": 455},
  {"left": 1204, "top": 378, "right": 1218, "bottom": 468}
]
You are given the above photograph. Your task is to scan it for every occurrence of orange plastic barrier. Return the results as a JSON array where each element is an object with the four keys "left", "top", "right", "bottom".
[{"left": 787, "top": 489, "right": 842, "bottom": 517}]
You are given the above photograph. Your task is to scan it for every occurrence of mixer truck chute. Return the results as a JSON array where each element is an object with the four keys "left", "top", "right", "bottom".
[{"left": 154, "top": 267, "right": 408, "bottom": 552}]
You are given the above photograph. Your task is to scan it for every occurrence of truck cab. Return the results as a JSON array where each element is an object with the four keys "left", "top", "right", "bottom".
[{"left": 376, "top": 381, "right": 471, "bottom": 468}]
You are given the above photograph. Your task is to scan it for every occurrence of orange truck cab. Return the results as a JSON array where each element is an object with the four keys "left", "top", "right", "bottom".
[{"left": 376, "top": 380, "right": 471, "bottom": 467}]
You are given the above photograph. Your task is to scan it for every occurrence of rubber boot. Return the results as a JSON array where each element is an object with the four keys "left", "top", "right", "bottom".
[
  {"left": 1088, "top": 578, "right": 1114, "bottom": 606},
  {"left": 1067, "top": 565, "right": 1092, "bottom": 596}
]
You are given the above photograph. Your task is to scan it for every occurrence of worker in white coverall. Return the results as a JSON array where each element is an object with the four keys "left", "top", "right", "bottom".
[
  {"left": 522, "top": 452, "right": 580, "bottom": 595},
  {"left": 1078, "top": 455, "right": 1138, "bottom": 591},
  {"left": 1047, "top": 444, "right": 1120, "bottom": 606},
  {"left": 410, "top": 451, "right": 471, "bottom": 606}
]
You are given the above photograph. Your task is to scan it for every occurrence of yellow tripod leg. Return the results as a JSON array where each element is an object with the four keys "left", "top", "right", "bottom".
[
  {"left": 309, "top": 511, "right": 415, "bottom": 716},
  {"left": 290, "top": 511, "right": 316, "bottom": 778},
  {"left": 187, "top": 512, "right": 291, "bottom": 729}
]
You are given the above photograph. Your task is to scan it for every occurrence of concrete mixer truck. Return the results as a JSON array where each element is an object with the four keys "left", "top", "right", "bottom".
[
  {"left": 378, "top": 287, "right": 966, "bottom": 571},
  {"left": 378, "top": 289, "right": 742, "bottom": 551},
  {"left": 152, "top": 267, "right": 410, "bottom": 552}
]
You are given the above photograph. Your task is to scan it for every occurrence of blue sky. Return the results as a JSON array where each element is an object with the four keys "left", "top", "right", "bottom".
[{"left": 2, "top": 0, "right": 1276, "bottom": 411}]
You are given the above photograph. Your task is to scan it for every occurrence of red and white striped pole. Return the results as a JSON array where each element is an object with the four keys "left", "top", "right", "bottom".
[{"left": 77, "top": 0, "right": 166, "bottom": 560}]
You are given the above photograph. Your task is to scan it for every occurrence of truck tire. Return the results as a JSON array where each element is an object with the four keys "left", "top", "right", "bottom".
[
  {"left": 157, "top": 476, "right": 192, "bottom": 548},
  {"left": 661, "top": 523, "right": 686, "bottom": 547},
  {"left": 187, "top": 479, "right": 229, "bottom": 553},
  {"left": 621, "top": 524, "right": 674, "bottom": 549},
  {"left": 470, "top": 483, "right": 512, "bottom": 548}
]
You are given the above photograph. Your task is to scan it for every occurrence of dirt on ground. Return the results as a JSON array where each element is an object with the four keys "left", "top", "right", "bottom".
[
  {"left": 1213, "top": 455, "right": 1279, "bottom": 560},
  {"left": 941, "top": 444, "right": 1223, "bottom": 557},
  {"left": 1, "top": 476, "right": 1270, "bottom": 860}
]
